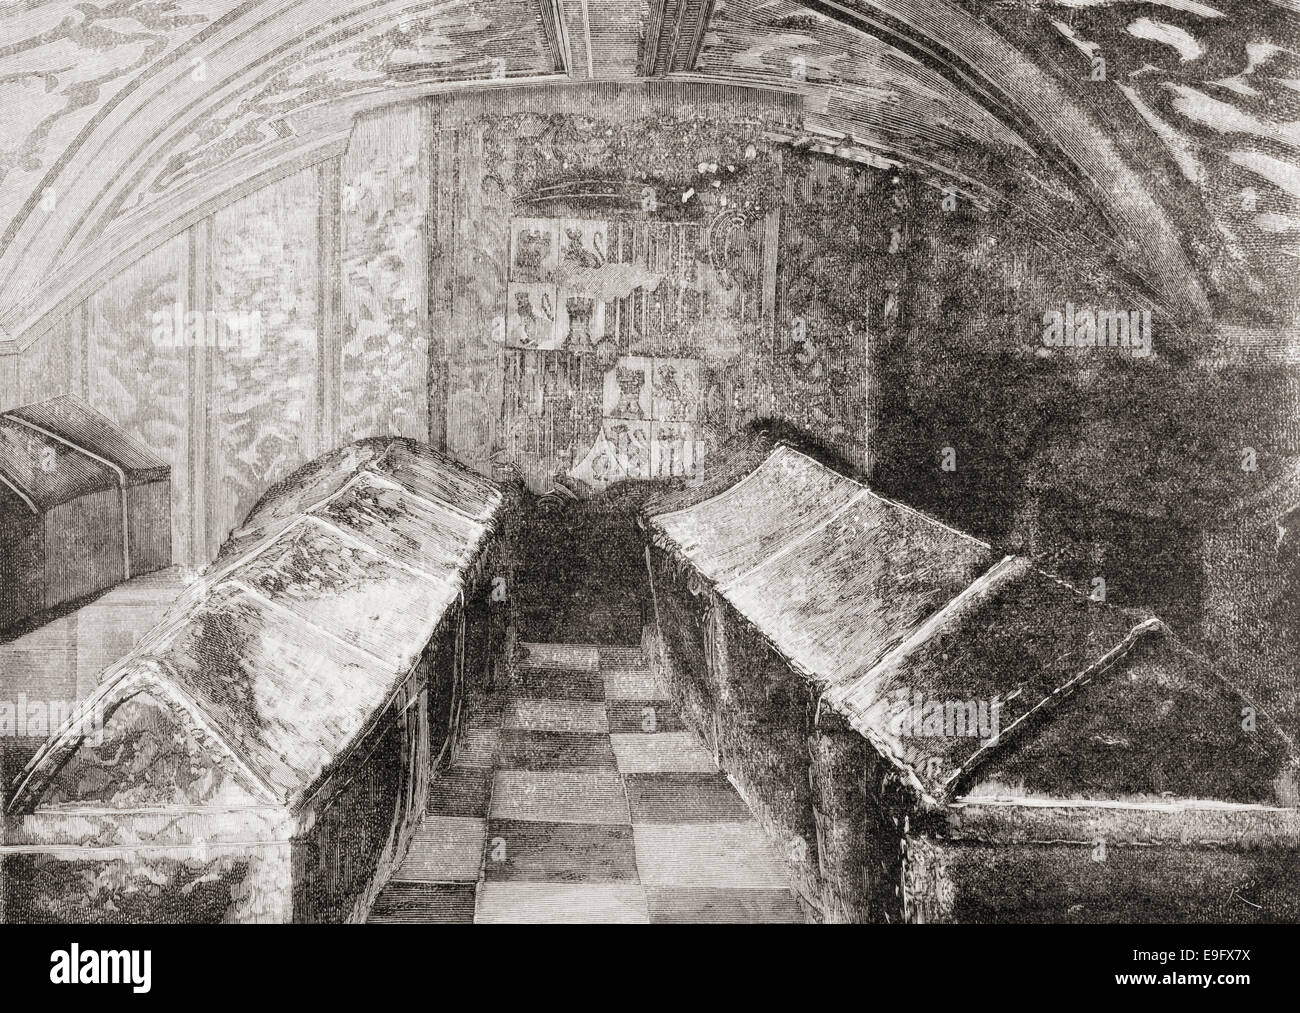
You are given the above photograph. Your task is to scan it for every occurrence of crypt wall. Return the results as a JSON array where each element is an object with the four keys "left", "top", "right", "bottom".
[{"left": 1, "top": 78, "right": 1296, "bottom": 732}]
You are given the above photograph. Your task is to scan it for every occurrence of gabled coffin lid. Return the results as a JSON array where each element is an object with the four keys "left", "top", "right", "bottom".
[
  {"left": 649, "top": 444, "right": 996, "bottom": 687},
  {"left": 648, "top": 445, "right": 1294, "bottom": 807},
  {"left": 14, "top": 662, "right": 272, "bottom": 811},
  {"left": 827, "top": 560, "right": 1297, "bottom": 806},
  {"left": 649, "top": 445, "right": 866, "bottom": 586},
  {"left": 8, "top": 438, "right": 503, "bottom": 814},
  {"left": 822, "top": 557, "right": 1166, "bottom": 802},
  {"left": 716, "top": 480, "right": 997, "bottom": 691},
  {"left": 955, "top": 624, "right": 1299, "bottom": 809},
  {"left": 0, "top": 470, "right": 39, "bottom": 520},
  {"left": 4, "top": 394, "right": 169, "bottom": 482},
  {"left": 0, "top": 415, "right": 117, "bottom": 513}
]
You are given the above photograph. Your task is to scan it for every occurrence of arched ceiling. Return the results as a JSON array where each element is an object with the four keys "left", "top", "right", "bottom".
[{"left": 0, "top": 0, "right": 1296, "bottom": 346}]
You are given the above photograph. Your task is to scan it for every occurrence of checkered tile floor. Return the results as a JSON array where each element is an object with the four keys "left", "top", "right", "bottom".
[{"left": 368, "top": 642, "right": 802, "bottom": 924}]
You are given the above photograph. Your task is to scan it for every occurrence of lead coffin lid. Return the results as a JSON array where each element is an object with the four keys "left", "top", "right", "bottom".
[
  {"left": 648, "top": 445, "right": 1296, "bottom": 804},
  {"left": 8, "top": 438, "right": 504, "bottom": 813}
]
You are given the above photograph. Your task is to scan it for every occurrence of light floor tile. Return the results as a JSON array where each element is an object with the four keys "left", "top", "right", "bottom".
[
  {"left": 503, "top": 697, "right": 609, "bottom": 733},
  {"left": 392, "top": 815, "right": 485, "bottom": 883},
  {"left": 602, "top": 668, "right": 671, "bottom": 701},
  {"left": 610, "top": 733, "right": 718, "bottom": 774},
  {"left": 476, "top": 883, "right": 649, "bottom": 924},
  {"left": 633, "top": 823, "right": 791, "bottom": 889},
  {"left": 646, "top": 886, "right": 804, "bottom": 924},
  {"left": 518, "top": 643, "right": 600, "bottom": 671}
]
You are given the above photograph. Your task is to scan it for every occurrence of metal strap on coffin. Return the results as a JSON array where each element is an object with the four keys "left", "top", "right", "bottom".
[{"left": 1, "top": 413, "right": 133, "bottom": 580}]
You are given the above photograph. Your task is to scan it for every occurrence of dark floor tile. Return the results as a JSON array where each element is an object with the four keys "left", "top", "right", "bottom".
[
  {"left": 455, "top": 728, "right": 500, "bottom": 769},
  {"left": 367, "top": 883, "right": 477, "bottom": 924},
  {"left": 464, "top": 693, "right": 507, "bottom": 730},
  {"left": 427, "top": 767, "right": 493, "bottom": 819},
  {"left": 607, "top": 699, "right": 687, "bottom": 733},
  {"left": 485, "top": 818, "right": 639, "bottom": 883},
  {"left": 645, "top": 887, "right": 804, "bottom": 924},
  {"left": 624, "top": 772, "right": 755, "bottom": 823},
  {"left": 495, "top": 728, "right": 618, "bottom": 770},
  {"left": 518, "top": 668, "right": 606, "bottom": 701},
  {"left": 580, "top": 604, "right": 644, "bottom": 647},
  {"left": 599, "top": 646, "right": 646, "bottom": 670}
]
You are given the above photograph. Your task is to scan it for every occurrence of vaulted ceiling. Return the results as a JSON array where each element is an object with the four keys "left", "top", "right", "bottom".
[{"left": 0, "top": 0, "right": 1296, "bottom": 346}]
